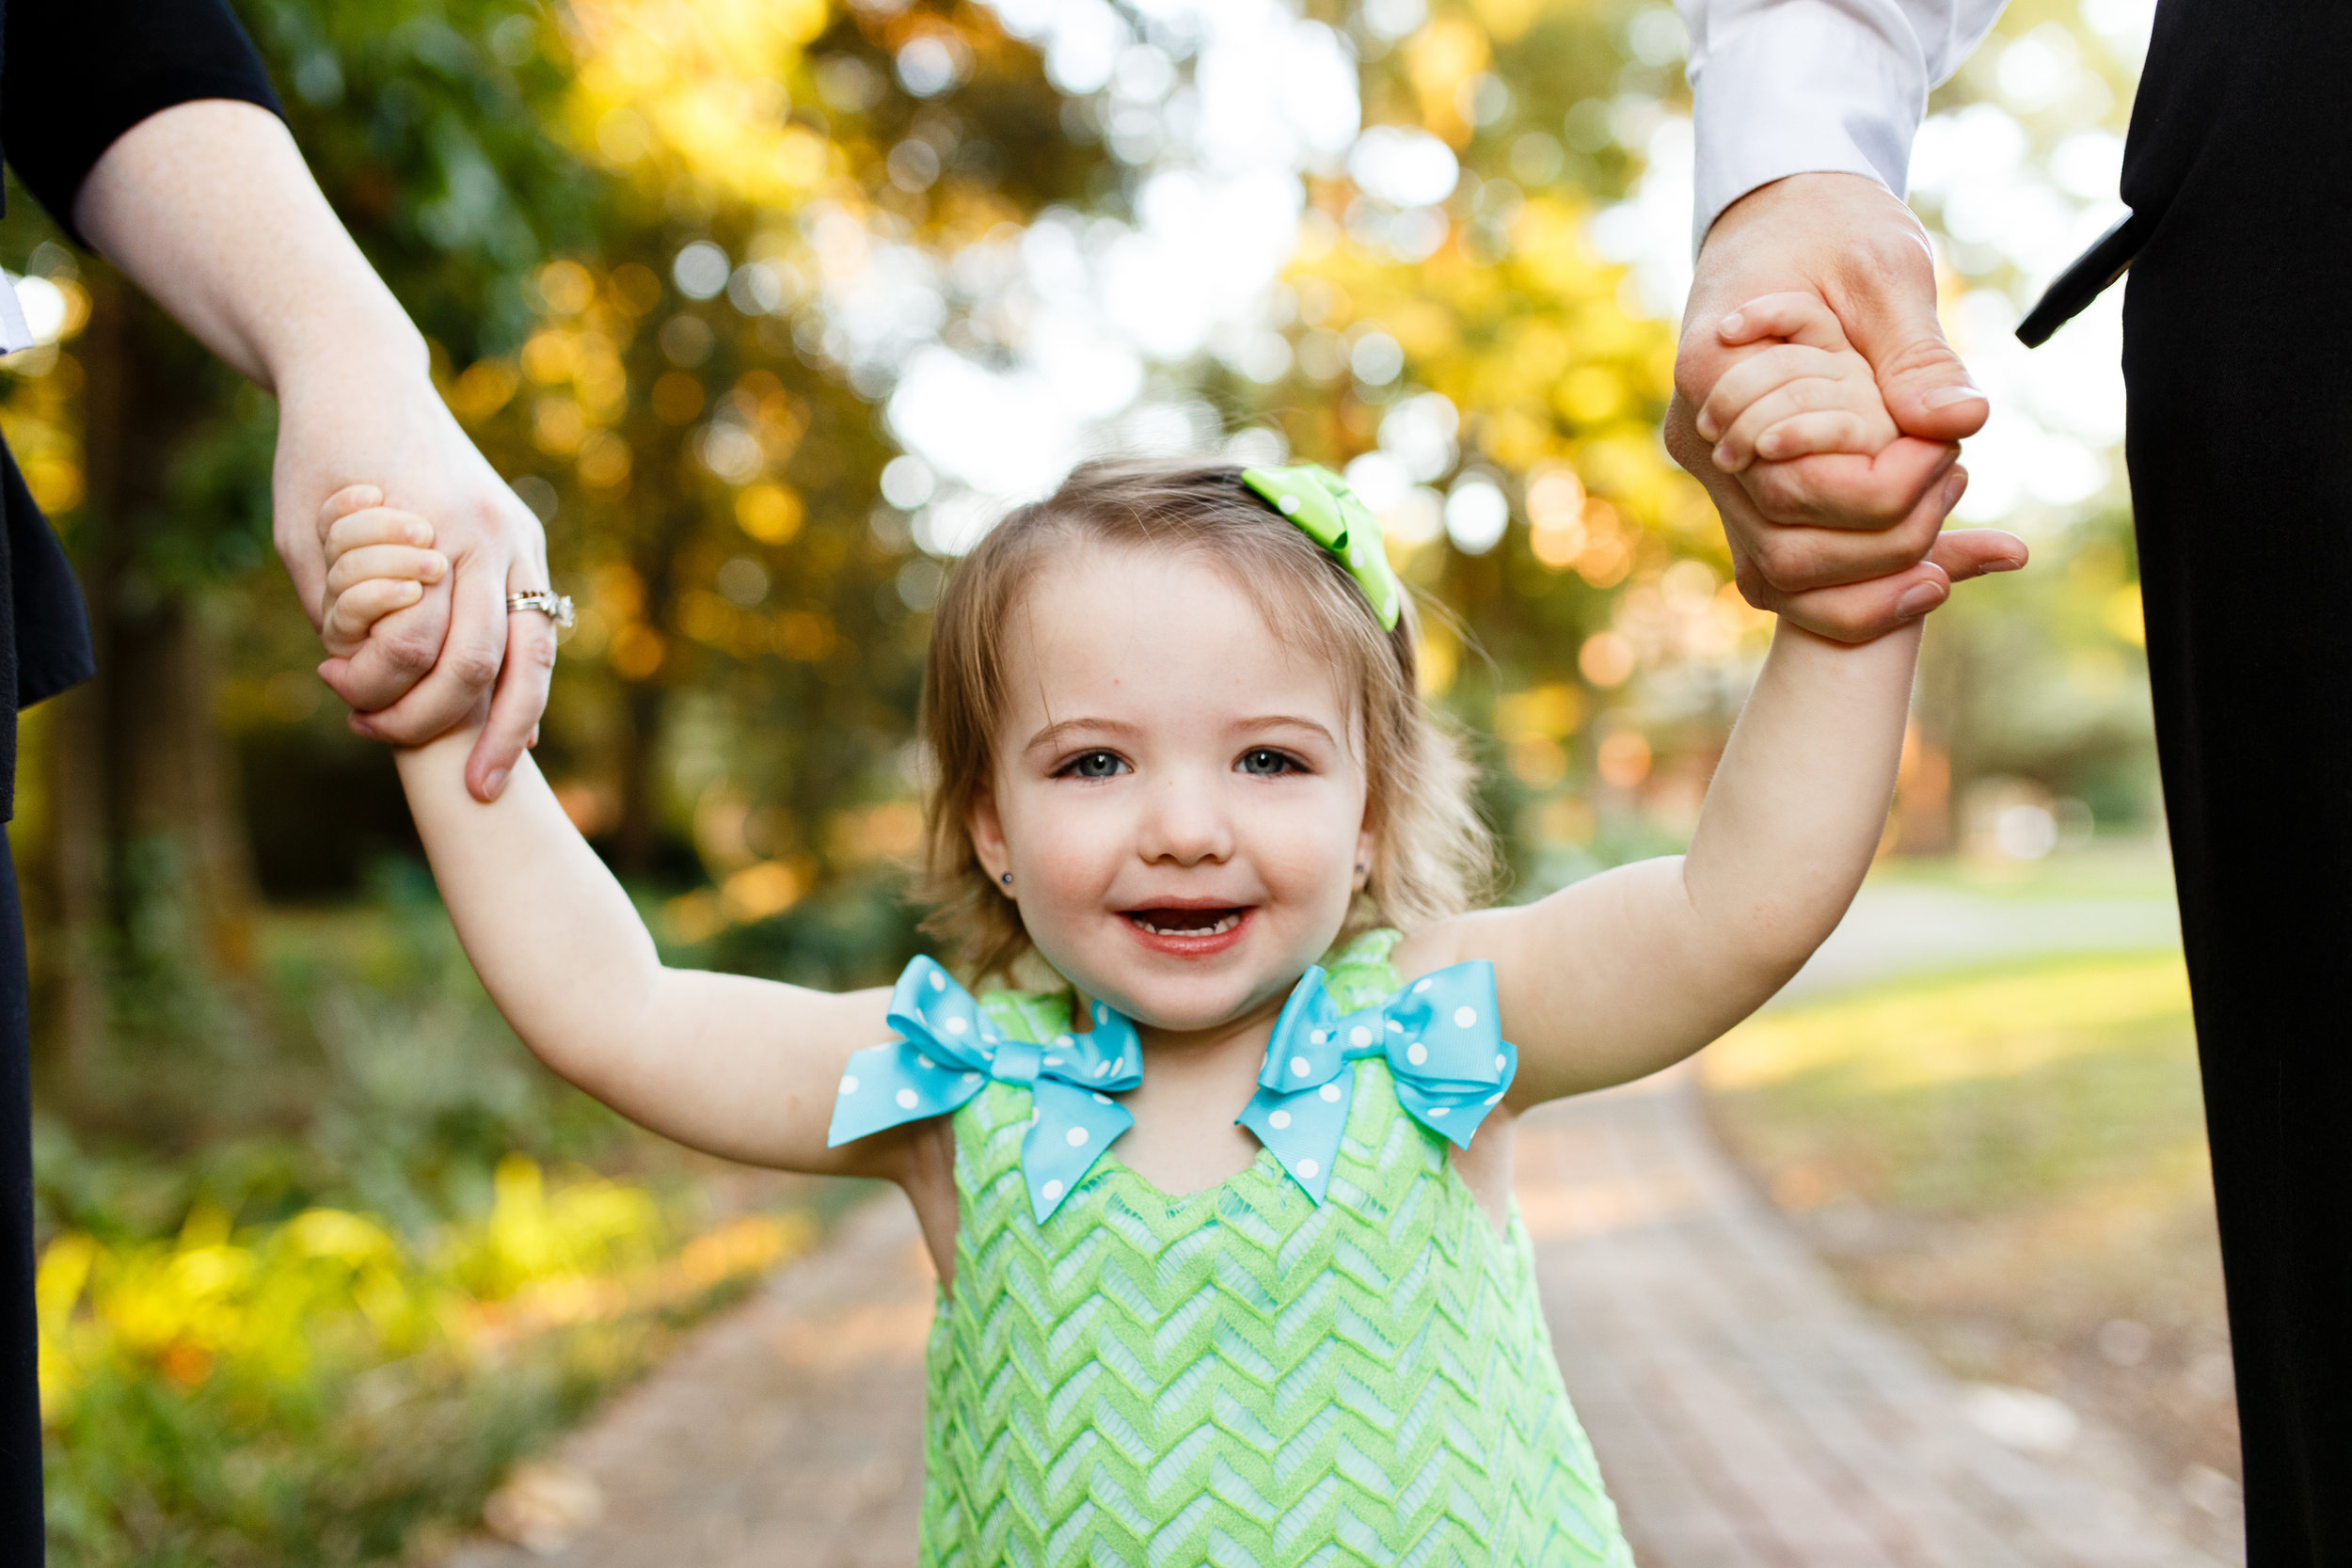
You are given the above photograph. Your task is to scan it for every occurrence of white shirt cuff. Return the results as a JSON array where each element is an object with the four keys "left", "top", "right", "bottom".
[
  {"left": 0, "top": 277, "right": 32, "bottom": 356},
  {"left": 1687, "top": 0, "right": 1928, "bottom": 254}
]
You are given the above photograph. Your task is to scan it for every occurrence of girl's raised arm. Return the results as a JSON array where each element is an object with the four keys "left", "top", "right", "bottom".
[
  {"left": 393, "top": 721, "right": 909, "bottom": 1180},
  {"left": 1406, "top": 619, "right": 1923, "bottom": 1104}
]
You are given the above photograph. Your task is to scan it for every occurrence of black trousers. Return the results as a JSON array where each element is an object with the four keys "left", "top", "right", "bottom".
[
  {"left": 2122, "top": 54, "right": 2352, "bottom": 1561},
  {"left": 0, "top": 844, "right": 41, "bottom": 1564}
]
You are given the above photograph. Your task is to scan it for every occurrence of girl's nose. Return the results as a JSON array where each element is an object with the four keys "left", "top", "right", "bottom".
[{"left": 1136, "top": 769, "right": 1233, "bottom": 866}]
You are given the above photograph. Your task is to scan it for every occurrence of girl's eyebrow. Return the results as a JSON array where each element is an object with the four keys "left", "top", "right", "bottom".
[
  {"left": 1235, "top": 714, "right": 1339, "bottom": 747},
  {"left": 1023, "top": 713, "right": 1338, "bottom": 752},
  {"left": 1025, "top": 716, "right": 1140, "bottom": 752}
]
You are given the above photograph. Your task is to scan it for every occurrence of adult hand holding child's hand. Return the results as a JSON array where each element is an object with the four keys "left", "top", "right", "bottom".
[
  {"left": 1666, "top": 172, "right": 2028, "bottom": 641},
  {"left": 282, "top": 393, "right": 558, "bottom": 799},
  {"left": 310, "top": 482, "right": 546, "bottom": 762}
]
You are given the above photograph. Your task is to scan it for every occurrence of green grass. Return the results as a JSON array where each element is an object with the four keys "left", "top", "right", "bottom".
[
  {"left": 1709, "top": 952, "right": 2205, "bottom": 1216},
  {"left": 1703, "top": 951, "right": 2240, "bottom": 1495},
  {"left": 1861, "top": 841, "right": 2181, "bottom": 902}
]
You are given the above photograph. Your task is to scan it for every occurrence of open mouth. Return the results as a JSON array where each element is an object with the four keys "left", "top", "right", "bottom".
[{"left": 1122, "top": 907, "right": 1248, "bottom": 939}]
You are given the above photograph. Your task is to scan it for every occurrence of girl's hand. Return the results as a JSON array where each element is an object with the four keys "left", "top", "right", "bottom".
[
  {"left": 315, "top": 483, "right": 448, "bottom": 658},
  {"left": 1692, "top": 292, "right": 1902, "bottom": 473}
]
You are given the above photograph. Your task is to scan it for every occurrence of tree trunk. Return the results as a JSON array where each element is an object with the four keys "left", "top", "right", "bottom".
[{"left": 36, "top": 271, "right": 259, "bottom": 1104}]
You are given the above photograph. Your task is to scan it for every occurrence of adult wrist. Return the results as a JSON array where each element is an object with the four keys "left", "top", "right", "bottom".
[
  {"left": 267, "top": 313, "right": 432, "bottom": 405},
  {"left": 1688, "top": 173, "right": 1931, "bottom": 328}
]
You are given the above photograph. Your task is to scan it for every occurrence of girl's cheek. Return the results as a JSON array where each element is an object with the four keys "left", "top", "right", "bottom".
[{"left": 1248, "top": 792, "right": 1362, "bottom": 901}]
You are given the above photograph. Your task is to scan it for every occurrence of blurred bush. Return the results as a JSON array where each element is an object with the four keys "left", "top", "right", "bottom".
[
  {"left": 25, "top": 860, "right": 857, "bottom": 1564},
  {"left": 38, "top": 1158, "right": 815, "bottom": 1566}
]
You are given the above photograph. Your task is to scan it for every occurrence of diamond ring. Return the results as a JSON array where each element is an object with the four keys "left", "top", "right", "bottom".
[{"left": 506, "top": 590, "right": 575, "bottom": 628}]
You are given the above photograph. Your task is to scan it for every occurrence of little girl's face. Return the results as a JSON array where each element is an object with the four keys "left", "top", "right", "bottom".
[{"left": 969, "top": 545, "right": 1373, "bottom": 1035}]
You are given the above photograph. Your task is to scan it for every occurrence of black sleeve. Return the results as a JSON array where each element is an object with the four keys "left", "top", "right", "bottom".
[{"left": 2, "top": 0, "right": 284, "bottom": 246}]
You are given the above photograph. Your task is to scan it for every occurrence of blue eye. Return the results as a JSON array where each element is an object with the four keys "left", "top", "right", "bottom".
[
  {"left": 1061, "top": 751, "right": 1129, "bottom": 780},
  {"left": 1238, "top": 748, "right": 1300, "bottom": 776}
]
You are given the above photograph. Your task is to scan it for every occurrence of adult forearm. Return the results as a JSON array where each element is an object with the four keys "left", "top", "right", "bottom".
[{"left": 72, "top": 99, "right": 424, "bottom": 392}]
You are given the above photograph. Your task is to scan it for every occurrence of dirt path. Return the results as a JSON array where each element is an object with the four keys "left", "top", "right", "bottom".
[
  {"left": 444, "top": 879, "right": 2219, "bottom": 1567},
  {"left": 445, "top": 1194, "right": 932, "bottom": 1568}
]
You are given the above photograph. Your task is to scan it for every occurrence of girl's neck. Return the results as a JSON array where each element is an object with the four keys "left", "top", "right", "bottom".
[
  {"left": 1071, "top": 982, "right": 1292, "bottom": 1083},
  {"left": 1084, "top": 983, "right": 1291, "bottom": 1196}
]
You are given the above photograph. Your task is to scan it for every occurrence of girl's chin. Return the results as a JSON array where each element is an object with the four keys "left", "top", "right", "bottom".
[
  {"left": 1069, "top": 953, "right": 1308, "bottom": 1036},
  {"left": 1033, "top": 914, "right": 1343, "bottom": 1030}
]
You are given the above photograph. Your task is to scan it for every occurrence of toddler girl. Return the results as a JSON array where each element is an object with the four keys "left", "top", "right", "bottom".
[{"left": 325, "top": 293, "right": 1960, "bottom": 1565}]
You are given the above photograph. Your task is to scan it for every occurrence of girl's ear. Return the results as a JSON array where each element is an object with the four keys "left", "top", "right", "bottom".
[
  {"left": 970, "top": 784, "right": 1014, "bottom": 895},
  {"left": 1354, "top": 822, "right": 1375, "bottom": 890}
]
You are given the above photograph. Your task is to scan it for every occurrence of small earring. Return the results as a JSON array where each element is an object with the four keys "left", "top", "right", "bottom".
[
  {"left": 1355, "top": 863, "right": 1367, "bottom": 874},
  {"left": 1000, "top": 872, "right": 1013, "bottom": 884}
]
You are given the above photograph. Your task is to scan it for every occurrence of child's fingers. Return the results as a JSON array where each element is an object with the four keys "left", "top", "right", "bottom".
[
  {"left": 1712, "top": 375, "right": 1890, "bottom": 471},
  {"left": 326, "top": 506, "right": 435, "bottom": 564},
  {"left": 322, "top": 578, "right": 429, "bottom": 657},
  {"left": 1750, "top": 410, "right": 1888, "bottom": 464},
  {"left": 318, "top": 484, "right": 386, "bottom": 537},
  {"left": 325, "top": 545, "right": 449, "bottom": 601},
  {"left": 1695, "top": 344, "right": 1845, "bottom": 453},
  {"left": 1717, "top": 291, "right": 1848, "bottom": 352}
]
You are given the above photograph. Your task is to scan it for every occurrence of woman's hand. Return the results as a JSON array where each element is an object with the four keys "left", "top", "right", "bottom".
[{"left": 274, "top": 367, "right": 558, "bottom": 796}]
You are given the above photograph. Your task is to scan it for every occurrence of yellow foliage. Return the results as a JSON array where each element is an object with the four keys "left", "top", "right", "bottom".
[
  {"left": 775, "top": 609, "right": 834, "bottom": 660},
  {"left": 21, "top": 456, "right": 82, "bottom": 513},
  {"left": 564, "top": 0, "right": 840, "bottom": 207},
  {"left": 1288, "top": 187, "right": 1677, "bottom": 563},
  {"left": 826, "top": 801, "right": 924, "bottom": 864},
  {"left": 1507, "top": 734, "right": 1568, "bottom": 787},
  {"left": 1555, "top": 364, "right": 1623, "bottom": 424},
  {"left": 1402, "top": 18, "right": 1490, "bottom": 144},
  {"left": 580, "top": 430, "right": 634, "bottom": 488},
  {"left": 1496, "top": 682, "right": 1583, "bottom": 740},
  {"left": 522, "top": 329, "right": 580, "bottom": 384},
  {"left": 2106, "top": 583, "right": 2145, "bottom": 645},
  {"left": 448, "top": 359, "right": 523, "bottom": 425},
  {"left": 34, "top": 1154, "right": 817, "bottom": 1427},
  {"left": 538, "top": 260, "right": 597, "bottom": 316},
  {"left": 737, "top": 482, "right": 803, "bottom": 544},
  {"left": 723, "top": 860, "right": 805, "bottom": 920},
  {"left": 533, "top": 394, "right": 588, "bottom": 455},
  {"left": 611, "top": 624, "right": 667, "bottom": 679}
]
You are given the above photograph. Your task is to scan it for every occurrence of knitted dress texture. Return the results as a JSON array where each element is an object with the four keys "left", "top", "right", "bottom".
[{"left": 916, "top": 931, "right": 1632, "bottom": 1566}]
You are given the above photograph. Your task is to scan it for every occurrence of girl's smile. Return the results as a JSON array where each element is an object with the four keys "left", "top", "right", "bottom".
[{"left": 1120, "top": 900, "right": 1253, "bottom": 955}]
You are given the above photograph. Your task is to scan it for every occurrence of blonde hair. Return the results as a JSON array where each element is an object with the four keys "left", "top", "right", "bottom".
[{"left": 916, "top": 458, "right": 1495, "bottom": 979}]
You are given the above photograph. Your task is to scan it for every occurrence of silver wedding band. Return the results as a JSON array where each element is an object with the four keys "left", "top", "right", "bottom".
[{"left": 507, "top": 590, "right": 575, "bottom": 628}]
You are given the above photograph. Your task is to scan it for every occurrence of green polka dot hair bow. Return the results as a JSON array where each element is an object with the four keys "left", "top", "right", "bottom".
[
  {"left": 1241, "top": 464, "right": 1402, "bottom": 630},
  {"left": 828, "top": 956, "right": 1140, "bottom": 1223},
  {"left": 1239, "top": 959, "right": 1517, "bottom": 1204}
]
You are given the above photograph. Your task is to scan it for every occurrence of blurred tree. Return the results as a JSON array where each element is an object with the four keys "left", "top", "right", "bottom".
[
  {"left": 8, "top": 0, "right": 1120, "bottom": 1119},
  {"left": 443, "top": 0, "right": 1105, "bottom": 928},
  {"left": 1222, "top": 0, "right": 1748, "bottom": 896}
]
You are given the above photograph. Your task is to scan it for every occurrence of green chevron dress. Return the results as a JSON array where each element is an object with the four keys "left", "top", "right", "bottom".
[{"left": 917, "top": 930, "right": 1633, "bottom": 1567}]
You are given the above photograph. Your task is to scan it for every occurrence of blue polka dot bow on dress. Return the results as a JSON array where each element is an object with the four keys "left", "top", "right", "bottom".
[
  {"left": 828, "top": 956, "right": 1141, "bottom": 1222},
  {"left": 1238, "top": 960, "right": 1517, "bottom": 1204}
]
